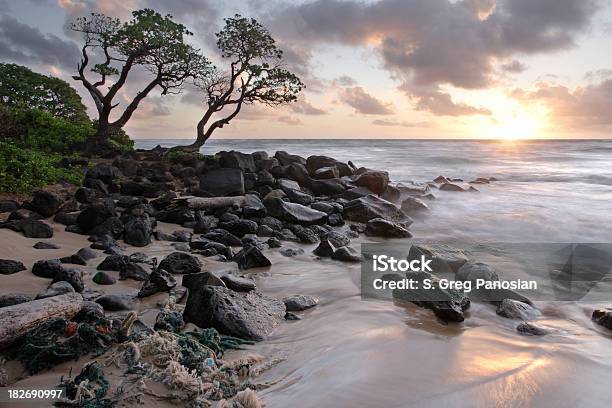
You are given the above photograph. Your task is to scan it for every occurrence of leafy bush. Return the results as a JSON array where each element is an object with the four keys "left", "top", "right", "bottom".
[
  {"left": 92, "top": 121, "right": 134, "bottom": 153},
  {"left": 165, "top": 149, "right": 205, "bottom": 163},
  {"left": 0, "top": 142, "right": 83, "bottom": 193}
]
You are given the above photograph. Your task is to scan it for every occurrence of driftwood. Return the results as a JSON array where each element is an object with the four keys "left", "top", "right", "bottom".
[
  {"left": 0, "top": 293, "right": 84, "bottom": 349},
  {"left": 176, "top": 196, "right": 246, "bottom": 210}
]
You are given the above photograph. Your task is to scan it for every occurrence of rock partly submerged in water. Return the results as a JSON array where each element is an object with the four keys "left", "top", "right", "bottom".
[
  {"left": 592, "top": 308, "right": 612, "bottom": 331},
  {"left": 408, "top": 244, "right": 468, "bottom": 274},
  {"left": 496, "top": 299, "right": 539, "bottom": 320},
  {"left": 183, "top": 285, "right": 285, "bottom": 341},
  {"left": 283, "top": 294, "right": 319, "bottom": 311},
  {"left": 365, "top": 217, "right": 412, "bottom": 238},
  {"left": 517, "top": 322, "right": 550, "bottom": 336},
  {"left": 343, "top": 195, "right": 406, "bottom": 223}
]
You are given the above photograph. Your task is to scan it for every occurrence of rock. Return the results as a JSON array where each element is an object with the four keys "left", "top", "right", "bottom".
[
  {"left": 183, "top": 285, "right": 285, "bottom": 341},
  {"left": 275, "top": 151, "right": 306, "bottom": 166},
  {"left": 89, "top": 216, "right": 124, "bottom": 239},
  {"left": 31, "top": 190, "right": 62, "bottom": 217},
  {"left": 83, "top": 177, "right": 109, "bottom": 195},
  {"left": 243, "top": 194, "right": 266, "bottom": 218},
  {"left": 392, "top": 271, "right": 470, "bottom": 322},
  {"left": 285, "top": 188, "right": 314, "bottom": 206},
  {"left": 221, "top": 275, "right": 256, "bottom": 292},
  {"left": 77, "top": 199, "right": 116, "bottom": 232},
  {"left": 496, "top": 299, "right": 539, "bottom": 320},
  {"left": 33, "top": 241, "right": 60, "bottom": 249},
  {"left": 59, "top": 254, "right": 87, "bottom": 266},
  {"left": 21, "top": 219, "right": 54, "bottom": 238},
  {"left": 8, "top": 208, "right": 42, "bottom": 221},
  {"left": 219, "top": 150, "right": 257, "bottom": 172},
  {"left": 314, "top": 166, "right": 339, "bottom": 179},
  {"left": 32, "top": 259, "right": 64, "bottom": 279},
  {"left": 592, "top": 309, "right": 612, "bottom": 330},
  {"left": 343, "top": 195, "right": 406, "bottom": 223},
  {"left": 517, "top": 322, "right": 550, "bottom": 336},
  {"left": 159, "top": 252, "right": 202, "bottom": 275},
  {"left": 328, "top": 213, "right": 344, "bottom": 226},
  {"left": 439, "top": 182, "right": 466, "bottom": 192},
  {"left": 92, "top": 271, "right": 117, "bottom": 285},
  {"left": 76, "top": 247, "right": 98, "bottom": 261},
  {"left": 120, "top": 181, "right": 168, "bottom": 198},
  {"left": 381, "top": 185, "right": 401, "bottom": 203},
  {"left": 456, "top": 262, "right": 499, "bottom": 283},
  {"left": 119, "top": 262, "right": 150, "bottom": 281},
  {"left": 54, "top": 212, "right": 79, "bottom": 226},
  {"left": 264, "top": 197, "right": 327, "bottom": 225},
  {"left": 283, "top": 294, "right": 319, "bottom": 311},
  {"left": 203, "top": 229, "right": 243, "bottom": 247},
  {"left": 332, "top": 246, "right": 362, "bottom": 263},
  {"left": 85, "top": 164, "right": 119, "bottom": 184},
  {"left": 293, "top": 226, "right": 320, "bottom": 244},
  {"left": 313, "top": 240, "right": 335, "bottom": 257},
  {"left": 220, "top": 219, "right": 258, "bottom": 237},
  {"left": 306, "top": 155, "right": 352, "bottom": 177},
  {"left": 0, "top": 199, "right": 19, "bottom": 213},
  {"left": 0, "top": 259, "right": 26, "bottom": 275},
  {"left": 0, "top": 293, "right": 33, "bottom": 308},
  {"left": 200, "top": 168, "right": 245, "bottom": 196},
  {"left": 233, "top": 245, "right": 271, "bottom": 270},
  {"left": 267, "top": 237, "right": 282, "bottom": 248},
  {"left": 400, "top": 196, "right": 430, "bottom": 215},
  {"left": 74, "top": 301, "right": 105, "bottom": 322},
  {"left": 95, "top": 294, "right": 132, "bottom": 311},
  {"left": 365, "top": 218, "right": 412, "bottom": 238},
  {"left": 52, "top": 268, "right": 84, "bottom": 292},
  {"left": 408, "top": 244, "right": 469, "bottom": 274},
  {"left": 97, "top": 254, "right": 129, "bottom": 271},
  {"left": 285, "top": 312, "right": 301, "bottom": 320},
  {"left": 354, "top": 170, "right": 389, "bottom": 195},
  {"left": 182, "top": 271, "right": 226, "bottom": 291},
  {"left": 309, "top": 179, "right": 346, "bottom": 196},
  {"left": 75, "top": 187, "right": 97, "bottom": 204},
  {"left": 123, "top": 214, "right": 153, "bottom": 247},
  {"left": 280, "top": 248, "right": 305, "bottom": 257},
  {"left": 257, "top": 225, "right": 275, "bottom": 237},
  {"left": 156, "top": 205, "right": 194, "bottom": 225},
  {"left": 112, "top": 157, "right": 141, "bottom": 176},
  {"left": 311, "top": 201, "right": 335, "bottom": 214},
  {"left": 138, "top": 268, "right": 177, "bottom": 298},
  {"left": 36, "top": 281, "right": 75, "bottom": 299}
]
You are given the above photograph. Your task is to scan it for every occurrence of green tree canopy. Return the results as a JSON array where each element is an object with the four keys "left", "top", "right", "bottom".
[{"left": 0, "top": 63, "right": 90, "bottom": 124}]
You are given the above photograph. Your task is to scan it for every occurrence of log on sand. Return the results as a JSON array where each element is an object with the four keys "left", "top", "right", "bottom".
[
  {"left": 0, "top": 293, "right": 83, "bottom": 349},
  {"left": 176, "top": 196, "right": 246, "bottom": 210}
]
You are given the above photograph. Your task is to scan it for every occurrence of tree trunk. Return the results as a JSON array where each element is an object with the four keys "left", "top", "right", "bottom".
[{"left": 0, "top": 293, "right": 84, "bottom": 349}]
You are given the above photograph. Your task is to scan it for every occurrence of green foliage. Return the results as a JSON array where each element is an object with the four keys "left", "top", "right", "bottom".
[
  {"left": 165, "top": 149, "right": 204, "bottom": 163},
  {"left": 92, "top": 121, "right": 134, "bottom": 153},
  {"left": 0, "top": 142, "right": 83, "bottom": 193},
  {"left": 0, "top": 63, "right": 90, "bottom": 124}
]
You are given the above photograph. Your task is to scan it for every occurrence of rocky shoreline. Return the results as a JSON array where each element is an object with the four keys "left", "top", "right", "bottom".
[{"left": 1, "top": 147, "right": 611, "bottom": 406}]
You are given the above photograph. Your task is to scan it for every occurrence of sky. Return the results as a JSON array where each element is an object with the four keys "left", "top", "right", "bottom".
[{"left": 1, "top": 0, "right": 612, "bottom": 140}]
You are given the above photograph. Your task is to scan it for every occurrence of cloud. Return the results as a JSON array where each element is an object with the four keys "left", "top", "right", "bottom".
[
  {"left": 338, "top": 86, "right": 394, "bottom": 115},
  {"left": 402, "top": 86, "right": 491, "bottom": 116},
  {"left": 277, "top": 115, "right": 303, "bottom": 125},
  {"left": 270, "top": 0, "right": 599, "bottom": 114},
  {"left": 372, "top": 119, "right": 436, "bottom": 128},
  {"left": 333, "top": 75, "right": 357, "bottom": 86},
  {"left": 0, "top": 15, "right": 80, "bottom": 70},
  {"left": 511, "top": 78, "right": 612, "bottom": 129},
  {"left": 500, "top": 60, "right": 527, "bottom": 73},
  {"left": 290, "top": 98, "right": 326, "bottom": 115}
]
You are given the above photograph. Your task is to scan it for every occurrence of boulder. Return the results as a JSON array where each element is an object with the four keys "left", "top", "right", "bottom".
[
  {"left": 592, "top": 309, "right": 612, "bottom": 331},
  {"left": 220, "top": 219, "right": 258, "bottom": 237},
  {"left": 32, "top": 259, "right": 64, "bottom": 279},
  {"left": 54, "top": 212, "right": 79, "bottom": 226},
  {"left": 354, "top": 170, "right": 389, "bottom": 195},
  {"left": 221, "top": 274, "right": 256, "bottom": 292},
  {"left": 77, "top": 199, "right": 116, "bottom": 233},
  {"left": 496, "top": 299, "right": 539, "bottom": 320},
  {"left": 112, "top": 157, "right": 141, "bottom": 176},
  {"left": 95, "top": 294, "right": 133, "bottom": 311},
  {"left": 242, "top": 194, "right": 266, "bottom": 218},
  {"left": 119, "top": 262, "right": 150, "bottom": 281},
  {"left": 283, "top": 294, "right": 319, "bottom": 311},
  {"left": 33, "top": 241, "right": 61, "bottom": 249},
  {"left": 332, "top": 246, "right": 362, "bottom": 263},
  {"left": 156, "top": 205, "right": 194, "bottom": 225},
  {"left": 381, "top": 185, "right": 401, "bottom": 203},
  {"left": 314, "top": 166, "right": 339, "bottom": 179},
  {"left": 313, "top": 240, "right": 336, "bottom": 257},
  {"left": 75, "top": 187, "right": 97, "bottom": 204},
  {"left": 0, "top": 293, "right": 33, "bottom": 308},
  {"left": 365, "top": 218, "right": 412, "bottom": 238},
  {"left": 343, "top": 195, "right": 406, "bottom": 223},
  {"left": 21, "top": 219, "right": 54, "bottom": 238},
  {"left": 203, "top": 229, "right": 243, "bottom": 246},
  {"left": 306, "top": 155, "right": 352, "bottom": 177},
  {"left": 92, "top": 271, "right": 117, "bottom": 285},
  {"left": 264, "top": 197, "right": 327, "bottom": 225},
  {"left": 31, "top": 190, "right": 62, "bottom": 217},
  {"left": 120, "top": 181, "right": 168, "bottom": 198},
  {"left": 36, "top": 281, "right": 75, "bottom": 299},
  {"left": 285, "top": 163, "right": 311, "bottom": 186},
  {"left": 97, "top": 254, "right": 129, "bottom": 271},
  {"left": 219, "top": 151, "right": 257, "bottom": 172},
  {"left": 52, "top": 268, "right": 84, "bottom": 292},
  {"left": 200, "top": 168, "right": 245, "bottom": 197},
  {"left": 309, "top": 179, "right": 346, "bottom": 196},
  {"left": 182, "top": 271, "right": 226, "bottom": 290},
  {"left": 183, "top": 285, "right": 285, "bottom": 341},
  {"left": 284, "top": 188, "right": 314, "bottom": 206},
  {"left": 392, "top": 271, "right": 470, "bottom": 322},
  {"left": 439, "top": 182, "right": 466, "bottom": 192},
  {"left": 138, "top": 268, "right": 177, "bottom": 298},
  {"left": 408, "top": 244, "right": 468, "bottom": 274},
  {"left": 517, "top": 322, "right": 550, "bottom": 336},
  {"left": 0, "top": 259, "right": 26, "bottom": 275},
  {"left": 311, "top": 201, "right": 335, "bottom": 214},
  {"left": 123, "top": 214, "right": 153, "bottom": 247},
  {"left": 89, "top": 216, "right": 124, "bottom": 239},
  {"left": 275, "top": 151, "right": 306, "bottom": 166},
  {"left": 158, "top": 252, "right": 202, "bottom": 274},
  {"left": 0, "top": 200, "right": 19, "bottom": 213},
  {"left": 76, "top": 247, "right": 98, "bottom": 261},
  {"left": 193, "top": 213, "right": 219, "bottom": 234},
  {"left": 233, "top": 245, "right": 271, "bottom": 270},
  {"left": 59, "top": 254, "right": 87, "bottom": 266},
  {"left": 85, "top": 164, "right": 119, "bottom": 184},
  {"left": 400, "top": 196, "right": 430, "bottom": 215}
]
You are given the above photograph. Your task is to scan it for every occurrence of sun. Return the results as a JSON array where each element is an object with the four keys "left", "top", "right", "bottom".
[{"left": 482, "top": 107, "right": 547, "bottom": 140}]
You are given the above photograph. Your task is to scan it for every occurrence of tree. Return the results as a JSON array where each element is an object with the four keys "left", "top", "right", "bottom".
[
  {"left": 71, "top": 9, "right": 211, "bottom": 153},
  {"left": 175, "top": 15, "right": 304, "bottom": 152},
  {"left": 0, "top": 63, "right": 90, "bottom": 124}
]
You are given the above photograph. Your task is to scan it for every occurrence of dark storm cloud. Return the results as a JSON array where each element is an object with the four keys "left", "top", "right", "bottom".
[
  {"left": 0, "top": 15, "right": 80, "bottom": 69},
  {"left": 338, "top": 86, "right": 394, "bottom": 115},
  {"left": 269, "top": 0, "right": 599, "bottom": 114}
]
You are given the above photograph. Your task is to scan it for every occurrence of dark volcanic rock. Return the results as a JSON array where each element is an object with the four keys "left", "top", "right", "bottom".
[
  {"left": 119, "top": 262, "right": 150, "bottom": 281},
  {"left": 0, "top": 293, "right": 33, "bottom": 308},
  {"left": 138, "top": 268, "right": 177, "bottom": 298},
  {"left": 219, "top": 219, "right": 258, "bottom": 237},
  {"left": 95, "top": 294, "right": 133, "bottom": 311},
  {"left": 36, "top": 281, "right": 75, "bottom": 299},
  {"left": 517, "top": 322, "right": 550, "bottom": 336},
  {"left": 156, "top": 205, "right": 194, "bottom": 225},
  {"left": 408, "top": 244, "right": 468, "bottom": 274},
  {"left": 314, "top": 166, "right": 339, "bottom": 179},
  {"left": 0, "top": 199, "right": 19, "bottom": 213},
  {"left": 243, "top": 194, "right": 267, "bottom": 218},
  {"left": 200, "top": 168, "right": 245, "bottom": 196},
  {"left": 159, "top": 252, "right": 202, "bottom": 274},
  {"left": 97, "top": 254, "right": 129, "bottom": 271},
  {"left": 182, "top": 271, "right": 225, "bottom": 290},
  {"left": 31, "top": 190, "right": 62, "bottom": 217},
  {"left": 592, "top": 309, "right": 612, "bottom": 330},
  {"left": 313, "top": 240, "right": 335, "bottom": 257},
  {"left": 283, "top": 294, "right": 319, "bottom": 311},
  {"left": 221, "top": 274, "right": 256, "bottom": 292},
  {"left": 306, "top": 155, "right": 352, "bottom": 177},
  {"left": 400, "top": 196, "right": 430, "bottom": 215},
  {"left": 332, "top": 246, "right": 362, "bottom": 263},
  {"left": 280, "top": 247, "right": 305, "bottom": 257},
  {"left": 309, "top": 179, "right": 346, "bottom": 196},
  {"left": 264, "top": 197, "right": 327, "bottom": 225},
  {"left": 322, "top": 231, "right": 351, "bottom": 248},
  {"left": 59, "top": 254, "right": 87, "bottom": 266},
  {"left": 54, "top": 212, "right": 79, "bottom": 226},
  {"left": 92, "top": 271, "right": 117, "bottom": 285},
  {"left": 343, "top": 195, "right": 406, "bottom": 223},
  {"left": 354, "top": 170, "right": 389, "bottom": 195},
  {"left": 75, "top": 187, "right": 97, "bottom": 204},
  {"left": 77, "top": 199, "right": 116, "bottom": 232},
  {"left": 85, "top": 164, "right": 119, "bottom": 184},
  {"left": 233, "top": 245, "right": 271, "bottom": 270},
  {"left": 365, "top": 218, "right": 412, "bottom": 238},
  {"left": 183, "top": 285, "right": 285, "bottom": 341},
  {"left": 439, "top": 182, "right": 466, "bottom": 192},
  {"left": 89, "top": 216, "right": 124, "bottom": 239},
  {"left": 203, "top": 229, "right": 243, "bottom": 247},
  {"left": 33, "top": 241, "right": 61, "bottom": 249},
  {"left": 21, "top": 219, "right": 54, "bottom": 238},
  {"left": 219, "top": 150, "right": 257, "bottom": 172},
  {"left": 392, "top": 271, "right": 471, "bottom": 323},
  {"left": 76, "top": 247, "right": 98, "bottom": 261},
  {"left": 123, "top": 214, "right": 153, "bottom": 247},
  {"left": 52, "top": 268, "right": 84, "bottom": 292},
  {"left": 120, "top": 181, "right": 168, "bottom": 198},
  {"left": 0, "top": 259, "right": 26, "bottom": 275},
  {"left": 496, "top": 299, "right": 539, "bottom": 320},
  {"left": 32, "top": 259, "right": 64, "bottom": 279}
]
